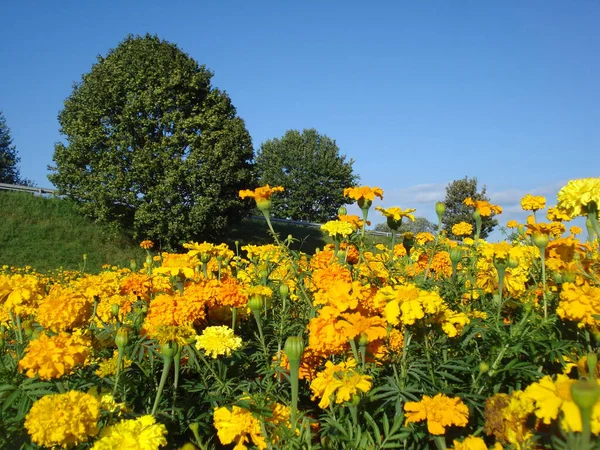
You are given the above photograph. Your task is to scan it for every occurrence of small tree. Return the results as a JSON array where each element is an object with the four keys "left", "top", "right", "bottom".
[
  {"left": 442, "top": 176, "right": 498, "bottom": 239},
  {"left": 255, "top": 129, "right": 358, "bottom": 222},
  {"left": 49, "top": 35, "right": 254, "bottom": 248},
  {"left": 374, "top": 217, "right": 436, "bottom": 234},
  {"left": 0, "top": 111, "right": 31, "bottom": 186}
]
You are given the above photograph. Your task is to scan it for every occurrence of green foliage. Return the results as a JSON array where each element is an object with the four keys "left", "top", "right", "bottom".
[
  {"left": 256, "top": 129, "right": 359, "bottom": 222},
  {"left": 0, "top": 111, "right": 31, "bottom": 186},
  {"left": 442, "top": 176, "right": 498, "bottom": 239},
  {"left": 374, "top": 217, "right": 437, "bottom": 234},
  {"left": 49, "top": 34, "right": 255, "bottom": 249},
  {"left": 0, "top": 191, "right": 144, "bottom": 272}
]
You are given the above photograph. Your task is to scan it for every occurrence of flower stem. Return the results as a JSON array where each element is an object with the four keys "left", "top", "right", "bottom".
[
  {"left": 151, "top": 351, "right": 173, "bottom": 416},
  {"left": 289, "top": 358, "right": 300, "bottom": 430},
  {"left": 112, "top": 347, "right": 124, "bottom": 397}
]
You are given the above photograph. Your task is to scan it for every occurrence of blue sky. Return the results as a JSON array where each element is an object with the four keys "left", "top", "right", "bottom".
[{"left": 1, "top": 1, "right": 598, "bottom": 236}]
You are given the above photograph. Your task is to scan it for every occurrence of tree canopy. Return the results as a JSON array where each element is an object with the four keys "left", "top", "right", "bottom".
[
  {"left": 0, "top": 111, "right": 30, "bottom": 186},
  {"left": 442, "top": 176, "right": 498, "bottom": 239},
  {"left": 255, "top": 129, "right": 358, "bottom": 222},
  {"left": 49, "top": 34, "right": 255, "bottom": 248}
]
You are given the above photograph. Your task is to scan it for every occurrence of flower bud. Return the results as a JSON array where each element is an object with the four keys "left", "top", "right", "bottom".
[
  {"left": 473, "top": 210, "right": 481, "bottom": 222},
  {"left": 200, "top": 253, "right": 211, "bottom": 264},
  {"left": 284, "top": 336, "right": 305, "bottom": 363},
  {"left": 533, "top": 232, "right": 549, "bottom": 249},
  {"left": 563, "top": 271, "right": 576, "bottom": 283},
  {"left": 571, "top": 380, "right": 600, "bottom": 411},
  {"left": 111, "top": 303, "right": 120, "bottom": 318},
  {"left": 130, "top": 259, "right": 137, "bottom": 271},
  {"left": 435, "top": 202, "right": 446, "bottom": 219},
  {"left": 338, "top": 206, "right": 347, "bottom": 216},
  {"left": 358, "top": 332, "right": 369, "bottom": 347},
  {"left": 115, "top": 327, "right": 130, "bottom": 350},
  {"left": 449, "top": 247, "right": 463, "bottom": 264},
  {"left": 145, "top": 254, "right": 153, "bottom": 268},
  {"left": 83, "top": 253, "right": 88, "bottom": 262},
  {"left": 22, "top": 320, "right": 34, "bottom": 337},
  {"left": 508, "top": 257, "right": 519, "bottom": 269},
  {"left": 479, "top": 362, "right": 490, "bottom": 373},
  {"left": 279, "top": 283, "right": 289, "bottom": 300},
  {"left": 160, "top": 341, "right": 179, "bottom": 359},
  {"left": 517, "top": 224, "right": 526, "bottom": 238},
  {"left": 349, "top": 394, "right": 361, "bottom": 406},
  {"left": 0, "top": 335, "right": 4, "bottom": 350},
  {"left": 248, "top": 294, "right": 264, "bottom": 312},
  {"left": 553, "top": 272, "right": 563, "bottom": 284}
]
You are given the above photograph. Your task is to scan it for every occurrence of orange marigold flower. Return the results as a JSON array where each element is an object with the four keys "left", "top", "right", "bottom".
[
  {"left": 343, "top": 186, "right": 384, "bottom": 204},
  {"left": 19, "top": 332, "right": 91, "bottom": 380},
  {"left": 139, "top": 240, "right": 154, "bottom": 250},
  {"left": 338, "top": 214, "right": 368, "bottom": 231},
  {"left": 463, "top": 198, "right": 502, "bottom": 216},
  {"left": 239, "top": 184, "right": 284, "bottom": 201},
  {"left": 338, "top": 312, "right": 387, "bottom": 342},
  {"left": 36, "top": 286, "right": 93, "bottom": 332},
  {"left": 404, "top": 393, "right": 469, "bottom": 435},
  {"left": 415, "top": 232, "right": 435, "bottom": 245}
]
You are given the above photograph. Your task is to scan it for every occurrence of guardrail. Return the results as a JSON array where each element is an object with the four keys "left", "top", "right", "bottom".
[{"left": 0, "top": 183, "right": 59, "bottom": 196}]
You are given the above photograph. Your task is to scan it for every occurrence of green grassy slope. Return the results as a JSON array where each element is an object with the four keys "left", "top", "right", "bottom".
[{"left": 0, "top": 191, "right": 145, "bottom": 273}]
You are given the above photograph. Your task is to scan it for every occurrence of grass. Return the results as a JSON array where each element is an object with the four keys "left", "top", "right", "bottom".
[
  {"left": 0, "top": 191, "right": 145, "bottom": 273},
  {"left": 0, "top": 191, "right": 393, "bottom": 273}
]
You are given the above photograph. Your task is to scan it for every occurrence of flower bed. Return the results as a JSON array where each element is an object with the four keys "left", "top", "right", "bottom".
[{"left": 1, "top": 179, "right": 600, "bottom": 449}]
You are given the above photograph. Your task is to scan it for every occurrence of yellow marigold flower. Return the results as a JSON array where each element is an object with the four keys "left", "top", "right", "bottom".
[
  {"left": 313, "top": 280, "right": 366, "bottom": 312},
  {"left": 484, "top": 391, "right": 534, "bottom": 445},
  {"left": 547, "top": 206, "right": 572, "bottom": 222},
  {"left": 195, "top": 326, "right": 242, "bottom": 359},
  {"left": 95, "top": 350, "right": 133, "bottom": 377},
  {"left": 557, "top": 282, "right": 600, "bottom": 329},
  {"left": 525, "top": 374, "right": 600, "bottom": 433},
  {"left": 92, "top": 415, "right": 167, "bottom": 450},
  {"left": 557, "top": 177, "right": 600, "bottom": 217},
  {"left": 404, "top": 393, "right": 469, "bottom": 435},
  {"left": 436, "top": 309, "right": 471, "bottom": 338},
  {"left": 213, "top": 404, "right": 266, "bottom": 450},
  {"left": 36, "top": 285, "right": 93, "bottom": 332},
  {"left": 154, "top": 252, "right": 197, "bottom": 279},
  {"left": 140, "top": 240, "right": 154, "bottom": 250},
  {"left": 375, "top": 206, "right": 416, "bottom": 222},
  {"left": 490, "top": 242, "right": 511, "bottom": 260},
  {"left": 245, "top": 285, "right": 273, "bottom": 299},
  {"left": 451, "top": 436, "right": 502, "bottom": 450},
  {"left": 19, "top": 331, "right": 91, "bottom": 380},
  {"left": 239, "top": 184, "right": 284, "bottom": 201},
  {"left": 343, "top": 185, "right": 384, "bottom": 202},
  {"left": 452, "top": 222, "right": 473, "bottom": 237},
  {"left": 463, "top": 198, "right": 502, "bottom": 217},
  {"left": 520, "top": 194, "right": 546, "bottom": 211},
  {"left": 415, "top": 232, "right": 435, "bottom": 245},
  {"left": 310, "top": 359, "right": 372, "bottom": 409},
  {"left": 24, "top": 391, "right": 100, "bottom": 448},
  {"left": 377, "top": 284, "right": 445, "bottom": 326},
  {"left": 0, "top": 273, "right": 46, "bottom": 316},
  {"left": 321, "top": 220, "right": 355, "bottom": 238},
  {"left": 506, "top": 220, "right": 519, "bottom": 229}
]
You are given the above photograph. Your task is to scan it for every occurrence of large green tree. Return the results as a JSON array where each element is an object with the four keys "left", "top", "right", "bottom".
[
  {"left": 0, "top": 111, "right": 30, "bottom": 185},
  {"left": 255, "top": 129, "right": 358, "bottom": 222},
  {"left": 442, "top": 176, "right": 498, "bottom": 239},
  {"left": 49, "top": 35, "right": 254, "bottom": 248}
]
